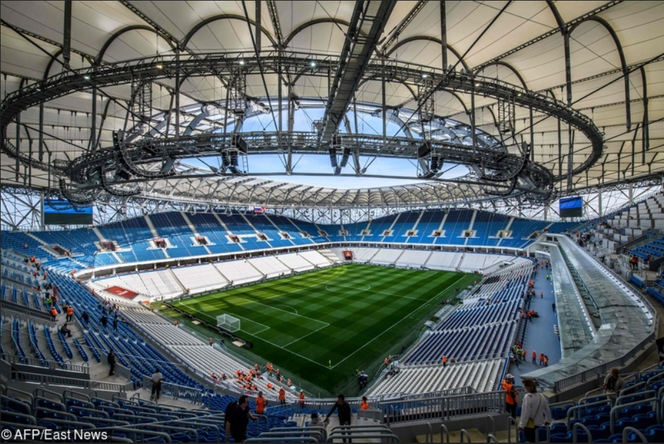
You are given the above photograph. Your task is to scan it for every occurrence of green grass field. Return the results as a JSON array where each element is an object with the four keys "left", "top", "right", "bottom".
[{"left": 168, "top": 263, "right": 475, "bottom": 395}]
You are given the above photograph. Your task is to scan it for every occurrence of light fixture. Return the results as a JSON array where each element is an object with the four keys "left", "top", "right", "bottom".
[
  {"left": 310, "top": 60, "right": 317, "bottom": 68},
  {"left": 422, "top": 73, "right": 428, "bottom": 79},
  {"left": 83, "top": 75, "right": 91, "bottom": 80},
  {"left": 239, "top": 60, "right": 245, "bottom": 66},
  {"left": 155, "top": 64, "right": 163, "bottom": 70}
]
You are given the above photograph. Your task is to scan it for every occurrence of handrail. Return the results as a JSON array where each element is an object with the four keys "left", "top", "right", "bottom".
[
  {"left": 572, "top": 422, "right": 592, "bottom": 444},
  {"left": 610, "top": 397, "right": 658, "bottom": 434},
  {"left": 487, "top": 433, "right": 499, "bottom": 443},
  {"left": 566, "top": 399, "right": 613, "bottom": 427},
  {"left": 623, "top": 426, "right": 648, "bottom": 443},
  {"left": 616, "top": 390, "right": 656, "bottom": 406},
  {"left": 459, "top": 429, "right": 471, "bottom": 443},
  {"left": 507, "top": 416, "right": 517, "bottom": 443},
  {"left": 440, "top": 423, "right": 450, "bottom": 444},
  {"left": 485, "top": 415, "right": 496, "bottom": 433}
]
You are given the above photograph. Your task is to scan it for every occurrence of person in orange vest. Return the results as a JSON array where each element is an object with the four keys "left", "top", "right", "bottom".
[
  {"left": 266, "top": 383, "right": 274, "bottom": 390},
  {"left": 278, "top": 388, "right": 286, "bottom": 405},
  {"left": 65, "top": 305, "right": 74, "bottom": 322},
  {"left": 255, "top": 391, "right": 268, "bottom": 415},
  {"left": 360, "top": 396, "right": 369, "bottom": 410},
  {"left": 521, "top": 348, "right": 526, "bottom": 361},
  {"left": 50, "top": 307, "right": 58, "bottom": 322},
  {"left": 298, "top": 390, "right": 306, "bottom": 408},
  {"left": 543, "top": 355, "right": 549, "bottom": 367},
  {"left": 532, "top": 351, "right": 537, "bottom": 364},
  {"left": 502, "top": 374, "right": 518, "bottom": 419},
  {"left": 442, "top": 356, "right": 448, "bottom": 367},
  {"left": 539, "top": 353, "right": 545, "bottom": 366}
]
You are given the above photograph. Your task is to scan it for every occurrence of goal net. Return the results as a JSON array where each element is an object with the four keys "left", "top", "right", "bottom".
[{"left": 217, "top": 314, "right": 241, "bottom": 333}]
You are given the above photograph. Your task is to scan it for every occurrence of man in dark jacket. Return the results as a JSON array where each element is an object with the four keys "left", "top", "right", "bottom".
[
  {"left": 107, "top": 349, "right": 116, "bottom": 376},
  {"left": 324, "top": 394, "right": 352, "bottom": 442},
  {"left": 227, "top": 395, "right": 256, "bottom": 442}
]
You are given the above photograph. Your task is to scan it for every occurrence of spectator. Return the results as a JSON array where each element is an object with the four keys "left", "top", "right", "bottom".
[
  {"left": 324, "top": 394, "right": 352, "bottom": 442},
  {"left": 100, "top": 314, "right": 108, "bottom": 328},
  {"left": 81, "top": 310, "right": 89, "bottom": 324},
  {"left": 309, "top": 412, "right": 322, "bottom": 426},
  {"left": 255, "top": 391, "right": 267, "bottom": 415},
  {"left": 227, "top": 395, "right": 256, "bottom": 443},
  {"left": 209, "top": 337, "right": 214, "bottom": 347},
  {"left": 150, "top": 368, "right": 162, "bottom": 402},
  {"left": 360, "top": 396, "right": 369, "bottom": 410},
  {"left": 518, "top": 378, "right": 551, "bottom": 443},
  {"left": 60, "top": 323, "right": 72, "bottom": 338},
  {"left": 299, "top": 389, "right": 306, "bottom": 408},
  {"left": 602, "top": 367, "right": 626, "bottom": 396},
  {"left": 502, "top": 374, "right": 518, "bottom": 419},
  {"left": 107, "top": 349, "right": 116, "bottom": 376}
]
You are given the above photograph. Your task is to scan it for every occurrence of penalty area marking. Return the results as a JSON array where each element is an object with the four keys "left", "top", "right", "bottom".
[{"left": 329, "top": 273, "right": 468, "bottom": 369}]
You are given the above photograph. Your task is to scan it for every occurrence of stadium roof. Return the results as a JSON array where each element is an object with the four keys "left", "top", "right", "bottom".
[{"left": 1, "top": 1, "right": 663, "bottom": 209}]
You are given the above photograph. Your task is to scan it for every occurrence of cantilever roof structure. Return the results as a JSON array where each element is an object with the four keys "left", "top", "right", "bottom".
[{"left": 1, "top": 1, "right": 663, "bottom": 211}]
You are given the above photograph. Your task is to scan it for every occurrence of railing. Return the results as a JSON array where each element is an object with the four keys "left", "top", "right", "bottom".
[
  {"left": 11, "top": 370, "right": 126, "bottom": 392},
  {"left": 141, "top": 376, "right": 204, "bottom": 404},
  {"left": 553, "top": 324, "right": 656, "bottom": 393},
  {"left": 3, "top": 353, "right": 90, "bottom": 374},
  {"left": 380, "top": 390, "right": 504, "bottom": 425}
]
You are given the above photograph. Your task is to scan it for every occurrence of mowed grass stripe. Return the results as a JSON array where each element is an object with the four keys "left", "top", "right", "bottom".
[{"left": 172, "top": 264, "right": 474, "bottom": 393}]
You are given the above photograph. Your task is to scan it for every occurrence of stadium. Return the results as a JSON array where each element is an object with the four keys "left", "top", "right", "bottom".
[{"left": 0, "top": 1, "right": 663, "bottom": 442}]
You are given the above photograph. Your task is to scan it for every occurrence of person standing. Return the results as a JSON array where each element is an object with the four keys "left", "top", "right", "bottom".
[
  {"left": 324, "top": 394, "right": 352, "bottom": 442},
  {"left": 255, "top": 391, "right": 268, "bottom": 415},
  {"left": 228, "top": 395, "right": 256, "bottom": 443},
  {"left": 66, "top": 305, "right": 74, "bottom": 322},
  {"left": 602, "top": 367, "right": 626, "bottom": 397},
  {"left": 360, "top": 396, "right": 369, "bottom": 411},
  {"left": 107, "top": 349, "right": 116, "bottom": 376},
  {"left": 502, "top": 374, "right": 518, "bottom": 419},
  {"left": 518, "top": 378, "right": 551, "bottom": 443},
  {"left": 298, "top": 389, "right": 306, "bottom": 408},
  {"left": 278, "top": 387, "right": 286, "bottom": 405},
  {"left": 531, "top": 351, "right": 537, "bottom": 364},
  {"left": 150, "top": 368, "right": 162, "bottom": 402}
]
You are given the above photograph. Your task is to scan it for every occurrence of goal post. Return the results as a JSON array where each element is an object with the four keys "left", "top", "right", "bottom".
[{"left": 217, "top": 314, "right": 241, "bottom": 332}]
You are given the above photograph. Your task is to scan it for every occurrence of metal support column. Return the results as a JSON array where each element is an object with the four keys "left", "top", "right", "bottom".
[{"left": 63, "top": 0, "right": 72, "bottom": 67}]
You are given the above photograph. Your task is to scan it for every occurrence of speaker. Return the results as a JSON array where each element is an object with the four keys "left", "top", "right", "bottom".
[{"left": 417, "top": 142, "right": 431, "bottom": 158}]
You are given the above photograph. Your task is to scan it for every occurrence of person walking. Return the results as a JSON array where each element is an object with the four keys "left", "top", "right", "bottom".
[
  {"left": 502, "top": 374, "right": 518, "bottom": 419},
  {"left": 150, "top": 368, "right": 162, "bottom": 402},
  {"left": 518, "top": 378, "right": 551, "bottom": 443},
  {"left": 107, "top": 349, "right": 116, "bottom": 376},
  {"left": 227, "top": 395, "right": 257, "bottom": 443},
  {"left": 324, "top": 394, "right": 353, "bottom": 442}
]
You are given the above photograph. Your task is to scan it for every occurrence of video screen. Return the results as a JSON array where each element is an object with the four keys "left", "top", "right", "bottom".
[
  {"left": 44, "top": 199, "right": 93, "bottom": 225},
  {"left": 559, "top": 196, "right": 583, "bottom": 218}
]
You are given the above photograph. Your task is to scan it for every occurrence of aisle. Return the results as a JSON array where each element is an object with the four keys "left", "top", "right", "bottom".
[{"left": 508, "top": 260, "right": 562, "bottom": 380}]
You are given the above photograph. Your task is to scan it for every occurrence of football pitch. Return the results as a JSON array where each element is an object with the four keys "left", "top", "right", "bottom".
[{"left": 169, "top": 263, "right": 475, "bottom": 395}]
